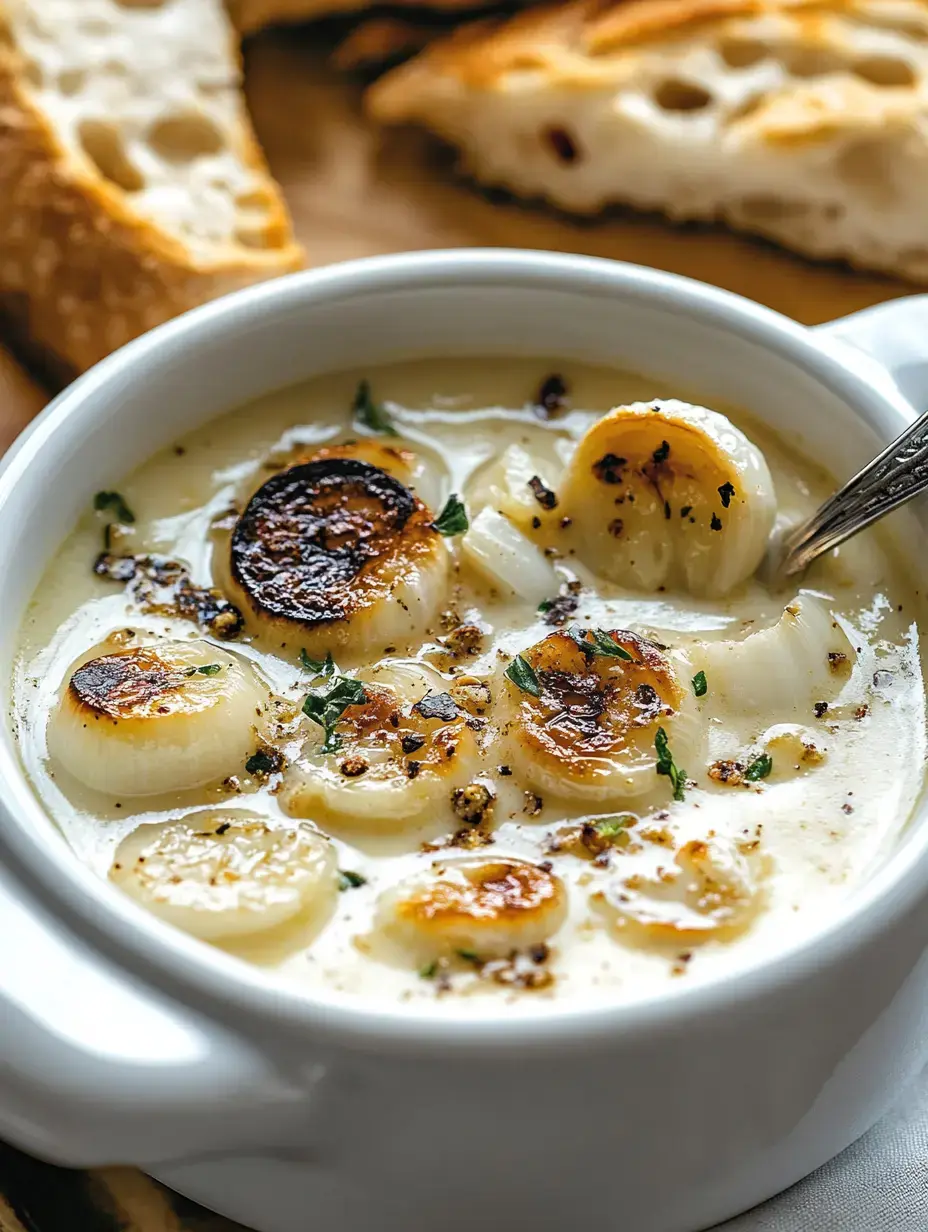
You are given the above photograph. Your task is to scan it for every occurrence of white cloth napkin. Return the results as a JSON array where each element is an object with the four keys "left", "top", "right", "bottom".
[{"left": 719, "top": 1067, "right": 928, "bottom": 1230}]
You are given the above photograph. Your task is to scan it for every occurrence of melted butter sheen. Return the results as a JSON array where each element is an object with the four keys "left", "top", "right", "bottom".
[{"left": 12, "top": 358, "right": 927, "bottom": 1019}]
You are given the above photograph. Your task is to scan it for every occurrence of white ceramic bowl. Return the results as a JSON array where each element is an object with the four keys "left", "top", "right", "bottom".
[{"left": 1, "top": 251, "right": 928, "bottom": 1232}]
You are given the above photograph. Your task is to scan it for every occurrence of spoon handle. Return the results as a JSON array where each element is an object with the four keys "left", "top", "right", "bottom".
[{"left": 777, "top": 405, "right": 928, "bottom": 578}]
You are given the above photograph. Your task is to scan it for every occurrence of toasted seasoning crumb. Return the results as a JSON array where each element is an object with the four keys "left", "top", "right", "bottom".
[
  {"left": 407, "top": 761, "right": 422, "bottom": 779},
  {"left": 652, "top": 440, "right": 670, "bottom": 464},
  {"left": 498, "top": 765, "right": 513, "bottom": 776},
  {"left": 540, "top": 589, "right": 580, "bottom": 627},
  {"left": 680, "top": 505, "right": 693, "bottom": 518},
  {"left": 671, "top": 950, "right": 693, "bottom": 976},
  {"left": 442, "top": 623, "right": 484, "bottom": 657},
  {"left": 413, "top": 692, "right": 460, "bottom": 722},
  {"left": 828, "top": 651, "right": 848, "bottom": 672},
  {"left": 560, "top": 516, "right": 572, "bottom": 529},
  {"left": 339, "top": 754, "right": 369, "bottom": 778},
  {"left": 535, "top": 374, "right": 568, "bottom": 418},
  {"left": 663, "top": 500, "right": 672, "bottom": 520},
  {"left": 523, "top": 791, "right": 543, "bottom": 817},
  {"left": 814, "top": 701, "right": 829, "bottom": 718},
  {"left": 452, "top": 781, "right": 495, "bottom": 825},
  {"left": 718, "top": 482, "right": 736, "bottom": 508},
  {"left": 608, "top": 518, "right": 624, "bottom": 538},
  {"left": 709, "top": 760, "right": 745, "bottom": 786},
  {"left": 401, "top": 733, "right": 426, "bottom": 755},
  {"left": 528, "top": 475, "right": 558, "bottom": 510},
  {"left": 710, "top": 513, "right": 723, "bottom": 531},
  {"left": 245, "top": 747, "right": 284, "bottom": 777},
  {"left": 855, "top": 704, "right": 870, "bottom": 720},
  {"left": 592, "top": 453, "right": 626, "bottom": 484},
  {"left": 215, "top": 822, "right": 231, "bottom": 836},
  {"left": 842, "top": 802, "right": 854, "bottom": 815},
  {"left": 531, "top": 516, "right": 542, "bottom": 530}
]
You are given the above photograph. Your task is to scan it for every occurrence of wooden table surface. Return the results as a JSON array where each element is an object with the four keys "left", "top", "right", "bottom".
[{"left": 0, "top": 23, "right": 916, "bottom": 1231}]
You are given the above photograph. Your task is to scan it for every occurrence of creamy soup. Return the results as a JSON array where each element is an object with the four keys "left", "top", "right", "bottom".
[{"left": 12, "top": 358, "right": 927, "bottom": 1016}]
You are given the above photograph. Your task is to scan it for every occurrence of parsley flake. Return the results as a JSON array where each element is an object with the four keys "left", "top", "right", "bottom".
[
  {"left": 300, "top": 648, "right": 336, "bottom": 677},
  {"left": 455, "top": 948, "right": 481, "bottom": 964},
  {"left": 419, "top": 960, "right": 440, "bottom": 979},
  {"left": 718, "top": 482, "right": 736, "bottom": 508},
  {"left": 655, "top": 726, "right": 687, "bottom": 802},
  {"left": 593, "top": 815, "right": 634, "bottom": 841},
  {"left": 245, "top": 749, "right": 281, "bottom": 776},
  {"left": 338, "top": 869, "right": 368, "bottom": 891},
  {"left": 431, "top": 493, "right": 469, "bottom": 537},
  {"left": 745, "top": 753, "right": 773, "bottom": 782},
  {"left": 184, "top": 663, "right": 222, "bottom": 677},
  {"left": 692, "top": 670, "right": 708, "bottom": 698},
  {"left": 302, "top": 675, "right": 368, "bottom": 754},
  {"left": 352, "top": 379, "right": 398, "bottom": 436},
  {"left": 94, "top": 491, "right": 135, "bottom": 524},
  {"left": 567, "top": 627, "right": 635, "bottom": 662},
  {"left": 505, "top": 654, "right": 541, "bottom": 697}
]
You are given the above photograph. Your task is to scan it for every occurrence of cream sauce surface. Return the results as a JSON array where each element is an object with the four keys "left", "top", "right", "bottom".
[{"left": 12, "top": 358, "right": 927, "bottom": 1017}]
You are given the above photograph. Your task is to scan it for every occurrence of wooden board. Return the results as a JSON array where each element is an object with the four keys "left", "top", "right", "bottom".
[{"left": 0, "top": 23, "right": 915, "bottom": 1230}]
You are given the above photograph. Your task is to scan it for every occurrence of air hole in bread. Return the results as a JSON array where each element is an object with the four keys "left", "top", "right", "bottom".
[
  {"left": 653, "top": 79, "right": 713, "bottom": 112},
  {"left": 78, "top": 120, "right": 144, "bottom": 193},
  {"left": 542, "top": 126, "right": 581, "bottom": 164},
  {"left": 59, "top": 68, "right": 86, "bottom": 96},
  {"left": 717, "top": 37, "right": 768, "bottom": 69},
  {"left": 854, "top": 55, "right": 917, "bottom": 87},
  {"left": 148, "top": 112, "right": 225, "bottom": 162},
  {"left": 781, "top": 47, "right": 844, "bottom": 77}
]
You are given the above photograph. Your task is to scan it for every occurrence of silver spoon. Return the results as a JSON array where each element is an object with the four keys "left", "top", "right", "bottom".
[{"left": 765, "top": 404, "right": 928, "bottom": 587}]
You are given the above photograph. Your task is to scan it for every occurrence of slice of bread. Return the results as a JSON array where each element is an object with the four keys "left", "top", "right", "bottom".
[
  {"left": 0, "top": 0, "right": 303, "bottom": 375},
  {"left": 369, "top": 0, "right": 928, "bottom": 281}
]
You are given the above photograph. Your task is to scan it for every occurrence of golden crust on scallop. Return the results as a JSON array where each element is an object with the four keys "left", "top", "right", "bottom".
[
  {"left": 67, "top": 647, "right": 222, "bottom": 722},
  {"left": 377, "top": 856, "right": 568, "bottom": 959},
  {"left": 219, "top": 458, "right": 449, "bottom": 658},
  {"left": 501, "top": 628, "right": 696, "bottom": 801}
]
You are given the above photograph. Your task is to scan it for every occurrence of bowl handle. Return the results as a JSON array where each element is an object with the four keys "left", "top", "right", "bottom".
[
  {"left": 814, "top": 295, "right": 928, "bottom": 413},
  {"left": 0, "top": 858, "right": 310, "bottom": 1168}
]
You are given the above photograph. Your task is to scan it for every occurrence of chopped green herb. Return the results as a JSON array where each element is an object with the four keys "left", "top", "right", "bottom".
[
  {"left": 593, "top": 815, "right": 634, "bottom": 840},
  {"left": 419, "top": 960, "right": 439, "bottom": 979},
  {"left": 745, "top": 753, "right": 773, "bottom": 782},
  {"left": 505, "top": 654, "right": 541, "bottom": 697},
  {"left": 302, "top": 675, "right": 368, "bottom": 754},
  {"left": 455, "top": 948, "right": 481, "bottom": 964},
  {"left": 652, "top": 440, "right": 670, "bottom": 464},
  {"left": 431, "top": 493, "right": 469, "bottom": 537},
  {"left": 245, "top": 749, "right": 279, "bottom": 775},
  {"left": 184, "top": 663, "right": 222, "bottom": 677},
  {"left": 655, "top": 726, "right": 687, "bottom": 802},
  {"left": 94, "top": 491, "right": 135, "bottom": 524},
  {"left": 692, "top": 670, "right": 708, "bottom": 698},
  {"left": 338, "top": 869, "right": 367, "bottom": 891},
  {"left": 567, "top": 627, "right": 635, "bottom": 662},
  {"left": 300, "top": 648, "right": 336, "bottom": 677},
  {"left": 352, "top": 379, "right": 398, "bottom": 436},
  {"left": 537, "top": 598, "right": 554, "bottom": 613},
  {"left": 718, "top": 482, "right": 736, "bottom": 509}
]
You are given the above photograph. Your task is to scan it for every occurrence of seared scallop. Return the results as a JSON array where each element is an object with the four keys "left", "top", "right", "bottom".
[
  {"left": 376, "top": 857, "right": 567, "bottom": 961},
  {"left": 110, "top": 811, "right": 337, "bottom": 941},
  {"left": 557, "top": 400, "right": 776, "bottom": 597},
  {"left": 47, "top": 641, "right": 265, "bottom": 798},
  {"left": 280, "top": 662, "right": 481, "bottom": 832},
  {"left": 597, "top": 836, "right": 770, "bottom": 944},
  {"left": 217, "top": 458, "right": 449, "bottom": 660},
  {"left": 499, "top": 628, "right": 701, "bottom": 803}
]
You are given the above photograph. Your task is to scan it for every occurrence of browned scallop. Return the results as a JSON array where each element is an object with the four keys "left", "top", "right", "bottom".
[
  {"left": 47, "top": 641, "right": 265, "bottom": 797},
  {"left": 218, "top": 458, "right": 449, "bottom": 660},
  {"left": 376, "top": 857, "right": 568, "bottom": 960},
  {"left": 500, "top": 628, "right": 702, "bottom": 803}
]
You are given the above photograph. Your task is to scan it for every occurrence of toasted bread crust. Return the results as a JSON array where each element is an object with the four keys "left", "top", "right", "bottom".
[{"left": 0, "top": 4, "right": 303, "bottom": 375}]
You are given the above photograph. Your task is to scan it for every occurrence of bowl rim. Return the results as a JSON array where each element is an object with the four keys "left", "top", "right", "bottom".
[{"left": 1, "top": 247, "right": 924, "bottom": 1056}]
